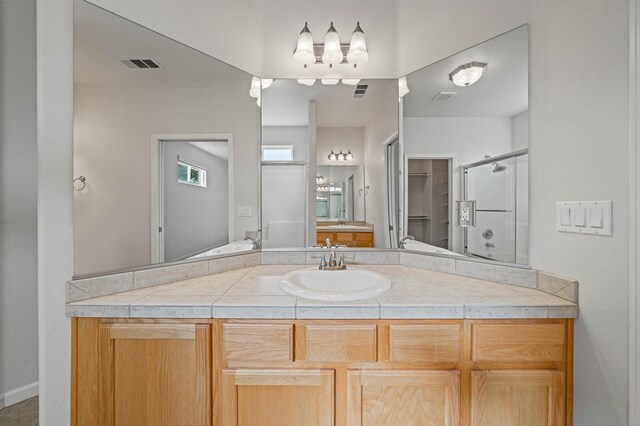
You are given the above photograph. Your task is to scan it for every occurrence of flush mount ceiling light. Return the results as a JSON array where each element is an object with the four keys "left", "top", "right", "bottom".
[
  {"left": 449, "top": 61, "right": 488, "bottom": 87},
  {"left": 293, "top": 21, "right": 368, "bottom": 69}
]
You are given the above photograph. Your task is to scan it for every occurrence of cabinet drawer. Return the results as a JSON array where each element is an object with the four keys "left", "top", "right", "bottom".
[
  {"left": 223, "top": 323, "right": 293, "bottom": 362},
  {"left": 389, "top": 324, "right": 461, "bottom": 363},
  {"left": 471, "top": 323, "right": 565, "bottom": 363},
  {"left": 354, "top": 232, "right": 373, "bottom": 241},
  {"left": 300, "top": 324, "right": 377, "bottom": 362},
  {"left": 335, "top": 232, "right": 355, "bottom": 242},
  {"left": 317, "top": 232, "right": 334, "bottom": 244}
]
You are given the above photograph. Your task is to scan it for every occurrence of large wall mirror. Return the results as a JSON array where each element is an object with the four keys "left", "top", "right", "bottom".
[
  {"left": 260, "top": 79, "right": 399, "bottom": 250},
  {"left": 401, "top": 25, "right": 529, "bottom": 265},
  {"left": 73, "top": 0, "right": 261, "bottom": 276}
]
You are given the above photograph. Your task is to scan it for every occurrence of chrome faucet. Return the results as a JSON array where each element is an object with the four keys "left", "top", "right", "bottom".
[
  {"left": 319, "top": 251, "right": 347, "bottom": 270},
  {"left": 399, "top": 235, "right": 415, "bottom": 249},
  {"left": 243, "top": 236, "right": 261, "bottom": 249},
  {"left": 325, "top": 238, "right": 332, "bottom": 249}
]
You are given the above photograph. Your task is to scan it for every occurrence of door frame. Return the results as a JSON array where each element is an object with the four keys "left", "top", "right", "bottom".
[
  {"left": 403, "top": 154, "right": 455, "bottom": 251},
  {"left": 382, "top": 132, "right": 401, "bottom": 248},
  {"left": 150, "top": 133, "right": 234, "bottom": 263}
]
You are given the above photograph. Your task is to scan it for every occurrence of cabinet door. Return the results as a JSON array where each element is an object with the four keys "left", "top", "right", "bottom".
[
  {"left": 98, "top": 323, "right": 211, "bottom": 426},
  {"left": 222, "top": 369, "right": 334, "bottom": 426},
  {"left": 471, "top": 370, "right": 565, "bottom": 426},
  {"left": 347, "top": 370, "right": 460, "bottom": 426}
]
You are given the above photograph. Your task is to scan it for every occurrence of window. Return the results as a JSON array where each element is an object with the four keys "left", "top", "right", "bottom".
[
  {"left": 262, "top": 145, "right": 294, "bottom": 161},
  {"left": 177, "top": 161, "right": 207, "bottom": 187}
]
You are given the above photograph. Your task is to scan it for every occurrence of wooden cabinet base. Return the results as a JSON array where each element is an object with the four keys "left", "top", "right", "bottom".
[{"left": 72, "top": 318, "right": 573, "bottom": 426}]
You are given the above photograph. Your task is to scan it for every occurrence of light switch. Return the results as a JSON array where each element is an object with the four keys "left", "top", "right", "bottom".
[
  {"left": 574, "top": 207, "right": 586, "bottom": 227},
  {"left": 557, "top": 200, "right": 612, "bottom": 236},
  {"left": 590, "top": 207, "right": 604, "bottom": 228},
  {"left": 237, "top": 206, "right": 252, "bottom": 217},
  {"left": 560, "top": 206, "right": 572, "bottom": 226}
]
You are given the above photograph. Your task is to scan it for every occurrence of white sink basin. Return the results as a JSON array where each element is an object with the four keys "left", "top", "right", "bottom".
[{"left": 279, "top": 268, "right": 391, "bottom": 301}]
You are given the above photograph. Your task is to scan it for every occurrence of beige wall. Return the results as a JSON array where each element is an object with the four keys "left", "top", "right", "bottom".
[
  {"left": 364, "top": 84, "right": 399, "bottom": 247},
  {"left": 74, "top": 80, "right": 260, "bottom": 276},
  {"left": 0, "top": 0, "right": 39, "bottom": 407}
]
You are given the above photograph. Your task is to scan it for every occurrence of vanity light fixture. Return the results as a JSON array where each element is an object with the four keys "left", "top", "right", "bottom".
[
  {"left": 342, "top": 78, "right": 361, "bottom": 86},
  {"left": 327, "top": 150, "right": 353, "bottom": 162},
  {"left": 346, "top": 22, "right": 368, "bottom": 67},
  {"left": 293, "top": 22, "right": 316, "bottom": 67},
  {"left": 449, "top": 61, "right": 488, "bottom": 87},
  {"left": 297, "top": 78, "right": 316, "bottom": 86},
  {"left": 249, "top": 77, "right": 273, "bottom": 106},
  {"left": 321, "top": 78, "right": 340, "bottom": 85},
  {"left": 293, "top": 21, "right": 368, "bottom": 69}
]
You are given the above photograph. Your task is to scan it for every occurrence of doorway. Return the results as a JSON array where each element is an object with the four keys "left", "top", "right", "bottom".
[{"left": 151, "top": 134, "right": 233, "bottom": 263}]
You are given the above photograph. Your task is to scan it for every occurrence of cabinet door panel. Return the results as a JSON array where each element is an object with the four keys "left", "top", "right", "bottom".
[
  {"left": 347, "top": 370, "right": 460, "bottom": 426},
  {"left": 471, "top": 370, "right": 565, "bottom": 426},
  {"left": 98, "top": 323, "right": 211, "bottom": 426},
  {"left": 222, "top": 369, "right": 334, "bottom": 426}
]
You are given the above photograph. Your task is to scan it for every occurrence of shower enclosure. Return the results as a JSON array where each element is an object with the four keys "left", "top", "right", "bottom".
[{"left": 462, "top": 149, "right": 528, "bottom": 264}]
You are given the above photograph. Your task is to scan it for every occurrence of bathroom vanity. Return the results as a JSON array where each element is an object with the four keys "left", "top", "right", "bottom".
[{"left": 68, "top": 262, "right": 576, "bottom": 425}]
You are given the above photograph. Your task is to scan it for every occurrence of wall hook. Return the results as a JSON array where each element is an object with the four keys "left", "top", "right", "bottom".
[{"left": 74, "top": 176, "right": 86, "bottom": 191}]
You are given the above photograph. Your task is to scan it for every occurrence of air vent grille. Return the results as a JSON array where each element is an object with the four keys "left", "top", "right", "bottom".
[
  {"left": 119, "top": 58, "right": 161, "bottom": 69},
  {"left": 353, "top": 84, "right": 369, "bottom": 99},
  {"left": 432, "top": 91, "right": 457, "bottom": 101}
]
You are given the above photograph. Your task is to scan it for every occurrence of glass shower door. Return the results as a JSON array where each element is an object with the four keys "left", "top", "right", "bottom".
[{"left": 464, "top": 156, "right": 518, "bottom": 263}]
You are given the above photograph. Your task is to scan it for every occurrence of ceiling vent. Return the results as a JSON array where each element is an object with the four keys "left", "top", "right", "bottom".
[
  {"left": 352, "top": 84, "right": 369, "bottom": 99},
  {"left": 432, "top": 91, "right": 457, "bottom": 101},
  {"left": 119, "top": 58, "right": 161, "bottom": 69}
]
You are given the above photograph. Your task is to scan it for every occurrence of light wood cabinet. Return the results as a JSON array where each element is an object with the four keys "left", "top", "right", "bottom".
[
  {"left": 470, "top": 370, "right": 565, "bottom": 426},
  {"left": 316, "top": 231, "right": 374, "bottom": 247},
  {"left": 74, "top": 321, "right": 212, "bottom": 426},
  {"left": 222, "top": 369, "right": 334, "bottom": 426},
  {"left": 72, "top": 318, "right": 573, "bottom": 426},
  {"left": 347, "top": 370, "right": 460, "bottom": 425}
]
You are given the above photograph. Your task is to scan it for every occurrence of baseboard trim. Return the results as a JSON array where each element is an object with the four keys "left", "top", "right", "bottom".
[{"left": 1, "top": 382, "right": 39, "bottom": 409}]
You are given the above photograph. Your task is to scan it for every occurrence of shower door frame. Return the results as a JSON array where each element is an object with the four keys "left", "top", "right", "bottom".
[{"left": 461, "top": 147, "right": 528, "bottom": 263}]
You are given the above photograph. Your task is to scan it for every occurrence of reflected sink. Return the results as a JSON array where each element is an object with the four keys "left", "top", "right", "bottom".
[{"left": 279, "top": 268, "right": 391, "bottom": 301}]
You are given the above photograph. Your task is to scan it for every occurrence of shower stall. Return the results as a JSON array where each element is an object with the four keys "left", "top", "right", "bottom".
[{"left": 462, "top": 149, "right": 528, "bottom": 265}]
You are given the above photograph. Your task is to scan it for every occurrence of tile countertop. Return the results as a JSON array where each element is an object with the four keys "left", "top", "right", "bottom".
[{"left": 66, "top": 264, "right": 578, "bottom": 320}]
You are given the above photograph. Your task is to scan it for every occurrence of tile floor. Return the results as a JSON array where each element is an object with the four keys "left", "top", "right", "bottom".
[{"left": 0, "top": 397, "right": 38, "bottom": 426}]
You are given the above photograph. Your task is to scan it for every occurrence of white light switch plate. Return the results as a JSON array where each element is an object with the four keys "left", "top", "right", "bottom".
[
  {"left": 237, "top": 206, "right": 252, "bottom": 217},
  {"left": 556, "top": 201, "right": 612, "bottom": 236}
]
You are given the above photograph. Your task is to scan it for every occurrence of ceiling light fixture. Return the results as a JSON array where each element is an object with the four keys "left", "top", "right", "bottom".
[
  {"left": 321, "top": 78, "right": 340, "bottom": 85},
  {"left": 449, "top": 61, "right": 488, "bottom": 87},
  {"left": 293, "top": 21, "right": 368, "bottom": 69},
  {"left": 249, "top": 77, "right": 273, "bottom": 106},
  {"left": 398, "top": 76, "right": 410, "bottom": 98}
]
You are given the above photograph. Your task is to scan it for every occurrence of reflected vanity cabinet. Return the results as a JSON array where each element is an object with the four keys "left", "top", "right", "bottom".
[{"left": 72, "top": 318, "right": 573, "bottom": 426}]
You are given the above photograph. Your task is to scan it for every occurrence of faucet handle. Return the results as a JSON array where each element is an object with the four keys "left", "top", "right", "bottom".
[
  {"left": 338, "top": 255, "right": 345, "bottom": 267},
  {"left": 319, "top": 255, "right": 327, "bottom": 270}
]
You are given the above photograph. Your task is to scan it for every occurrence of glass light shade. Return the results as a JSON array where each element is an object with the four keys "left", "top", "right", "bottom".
[
  {"left": 398, "top": 76, "right": 410, "bottom": 97},
  {"left": 293, "top": 23, "right": 316, "bottom": 65},
  {"left": 297, "top": 78, "right": 316, "bottom": 86},
  {"left": 347, "top": 22, "right": 368, "bottom": 65},
  {"left": 449, "top": 62, "right": 487, "bottom": 87},
  {"left": 249, "top": 76, "right": 261, "bottom": 98},
  {"left": 256, "top": 96, "right": 261, "bottom": 107},
  {"left": 261, "top": 79, "right": 273, "bottom": 89},
  {"left": 337, "top": 150, "right": 345, "bottom": 161},
  {"left": 322, "top": 22, "right": 343, "bottom": 65},
  {"left": 328, "top": 150, "right": 337, "bottom": 160},
  {"left": 342, "top": 78, "right": 361, "bottom": 85},
  {"left": 321, "top": 78, "right": 339, "bottom": 85},
  {"left": 346, "top": 150, "right": 353, "bottom": 161}
]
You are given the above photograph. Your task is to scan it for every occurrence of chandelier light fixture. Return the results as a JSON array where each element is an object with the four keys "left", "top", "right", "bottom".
[
  {"left": 248, "top": 77, "right": 273, "bottom": 106},
  {"left": 449, "top": 62, "right": 488, "bottom": 87},
  {"left": 293, "top": 21, "right": 368, "bottom": 69}
]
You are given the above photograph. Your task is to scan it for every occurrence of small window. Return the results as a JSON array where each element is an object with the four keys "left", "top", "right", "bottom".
[
  {"left": 177, "top": 161, "right": 207, "bottom": 187},
  {"left": 262, "top": 145, "right": 294, "bottom": 161}
]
